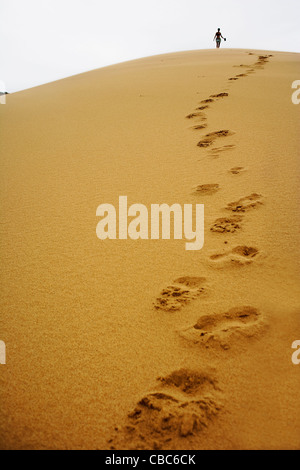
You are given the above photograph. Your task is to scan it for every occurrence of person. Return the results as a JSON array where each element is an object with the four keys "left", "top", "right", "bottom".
[{"left": 213, "top": 28, "right": 226, "bottom": 48}]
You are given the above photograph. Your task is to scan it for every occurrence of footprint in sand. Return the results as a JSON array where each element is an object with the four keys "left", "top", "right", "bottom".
[
  {"left": 210, "top": 215, "right": 243, "bottom": 233},
  {"left": 229, "top": 77, "right": 239, "bottom": 81},
  {"left": 186, "top": 112, "right": 207, "bottom": 122},
  {"left": 196, "top": 105, "right": 209, "bottom": 111},
  {"left": 197, "top": 130, "right": 234, "bottom": 148},
  {"left": 154, "top": 277, "right": 207, "bottom": 311},
  {"left": 253, "top": 55, "right": 271, "bottom": 69},
  {"left": 208, "top": 144, "right": 235, "bottom": 158},
  {"left": 229, "top": 166, "right": 245, "bottom": 174},
  {"left": 258, "top": 55, "right": 271, "bottom": 61},
  {"left": 236, "top": 73, "right": 247, "bottom": 77},
  {"left": 200, "top": 98, "right": 214, "bottom": 104},
  {"left": 192, "top": 124, "right": 207, "bottom": 130},
  {"left": 194, "top": 184, "right": 220, "bottom": 195},
  {"left": 186, "top": 112, "right": 202, "bottom": 119},
  {"left": 108, "top": 369, "right": 222, "bottom": 450},
  {"left": 210, "top": 93, "right": 229, "bottom": 99},
  {"left": 179, "top": 306, "right": 266, "bottom": 350},
  {"left": 208, "top": 245, "right": 260, "bottom": 267},
  {"left": 226, "top": 193, "right": 263, "bottom": 212}
]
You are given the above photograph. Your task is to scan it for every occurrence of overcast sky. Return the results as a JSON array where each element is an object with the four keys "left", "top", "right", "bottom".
[{"left": 0, "top": 0, "right": 299, "bottom": 93}]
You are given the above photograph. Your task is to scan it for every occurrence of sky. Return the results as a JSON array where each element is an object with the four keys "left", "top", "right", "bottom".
[{"left": 0, "top": 0, "right": 299, "bottom": 93}]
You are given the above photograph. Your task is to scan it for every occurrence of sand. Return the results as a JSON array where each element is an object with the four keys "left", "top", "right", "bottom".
[{"left": 0, "top": 49, "right": 299, "bottom": 450}]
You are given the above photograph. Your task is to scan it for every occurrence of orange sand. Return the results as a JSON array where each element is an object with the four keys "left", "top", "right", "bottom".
[{"left": 0, "top": 49, "right": 299, "bottom": 450}]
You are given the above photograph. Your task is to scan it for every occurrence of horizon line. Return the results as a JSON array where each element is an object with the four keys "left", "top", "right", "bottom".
[{"left": 3, "top": 47, "right": 299, "bottom": 95}]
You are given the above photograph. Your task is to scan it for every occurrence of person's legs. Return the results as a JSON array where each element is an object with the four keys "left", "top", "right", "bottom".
[{"left": 216, "top": 39, "right": 220, "bottom": 48}]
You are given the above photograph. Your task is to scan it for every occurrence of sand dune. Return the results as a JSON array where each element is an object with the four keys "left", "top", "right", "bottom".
[{"left": 0, "top": 49, "right": 300, "bottom": 450}]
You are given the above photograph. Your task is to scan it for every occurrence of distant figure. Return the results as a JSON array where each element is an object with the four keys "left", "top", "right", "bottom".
[{"left": 214, "top": 28, "right": 226, "bottom": 48}]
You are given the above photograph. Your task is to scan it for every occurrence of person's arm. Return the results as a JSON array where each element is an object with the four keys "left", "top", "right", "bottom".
[
  {"left": 221, "top": 33, "right": 224, "bottom": 38},
  {"left": 213, "top": 33, "right": 216, "bottom": 41}
]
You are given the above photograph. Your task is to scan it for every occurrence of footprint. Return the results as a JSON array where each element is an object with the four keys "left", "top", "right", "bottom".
[
  {"left": 200, "top": 98, "right": 214, "bottom": 104},
  {"left": 196, "top": 105, "right": 209, "bottom": 110},
  {"left": 229, "top": 166, "right": 245, "bottom": 174},
  {"left": 186, "top": 112, "right": 202, "bottom": 119},
  {"left": 154, "top": 277, "right": 206, "bottom": 311},
  {"left": 210, "top": 93, "right": 229, "bottom": 98},
  {"left": 186, "top": 112, "right": 207, "bottom": 121},
  {"left": 179, "top": 306, "right": 266, "bottom": 350},
  {"left": 254, "top": 55, "right": 270, "bottom": 68},
  {"left": 197, "top": 139, "right": 214, "bottom": 148},
  {"left": 229, "top": 77, "right": 239, "bottom": 81},
  {"left": 210, "top": 215, "right": 243, "bottom": 233},
  {"left": 208, "top": 144, "right": 235, "bottom": 158},
  {"left": 192, "top": 124, "right": 207, "bottom": 130},
  {"left": 236, "top": 73, "right": 247, "bottom": 77},
  {"left": 194, "top": 184, "right": 219, "bottom": 195},
  {"left": 197, "top": 130, "right": 234, "bottom": 148},
  {"left": 209, "top": 245, "right": 259, "bottom": 266},
  {"left": 226, "top": 193, "right": 263, "bottom": 212},
  {"left": 108, "top": 369, "right": 222, "bottom": 449}
]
